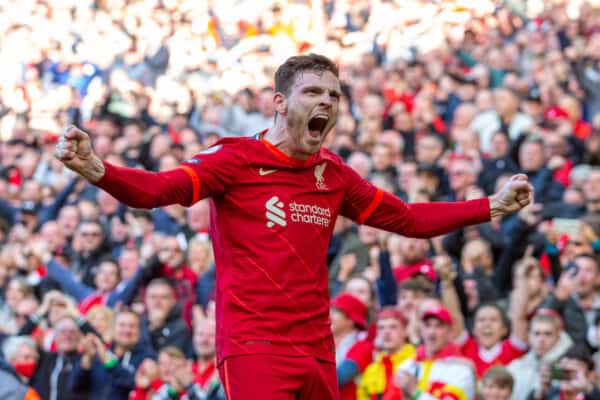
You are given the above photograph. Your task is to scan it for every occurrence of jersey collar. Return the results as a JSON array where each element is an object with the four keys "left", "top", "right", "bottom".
[{"left": 256, "top": 129, "right": 319, "bottom": 167}]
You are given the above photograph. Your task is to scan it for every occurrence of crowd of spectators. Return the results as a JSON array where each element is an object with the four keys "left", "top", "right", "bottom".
[{"left": 1, "top": 0, "right": 600, "bottom": 398}]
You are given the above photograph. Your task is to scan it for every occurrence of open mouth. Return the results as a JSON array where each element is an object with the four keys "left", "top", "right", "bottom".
[{"left": 308, "top": 115, "right": 329, "bottom": 138}]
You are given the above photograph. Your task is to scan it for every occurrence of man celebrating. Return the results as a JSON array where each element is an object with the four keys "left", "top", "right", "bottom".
[{"left": 56, "top": 53, "right": 532, "bottom": 399}]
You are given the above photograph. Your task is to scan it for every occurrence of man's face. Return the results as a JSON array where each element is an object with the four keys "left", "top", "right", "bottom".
[
  {"left": 145, "top": 284, "right": 176, "bottom": 322},
  {"left": 95, "top": 262, "right": 119, "bottom": 292},
  {"left": 420, "top": 318, "right": 451, "bottom": 355},
  {"left": 160, "top": 237, "right": 185, "bottom": 267},
  {"left": 480, "top": 380, "right": 512, "bottom": 400},
  {"left": 519, "top": 142, "right": 545, "bottom": 172},
  {"left": 529, "top": 320, "right": 560, "bottom": 357},
  {"left": 345, "top": 277, "right": 372, "bottom": 306},
  {"left": 376, "top": 318, "right": 406, "bottom": 353},
  {"left": 473, "top": 306, "right": 507, "bottom": 349},
  {"left": 54, "top": 318, "right": 81, "bottom": 353},
  {"left": 78, "top": 222, "right": 103, "bottom": 252},
  {"left": 583, "top": 171, "right": 600, "bottom": 202},
  {"left": 398, "top": 289, "right": 423, "bottom": 316},
  {"left": 526, "top": 267, "right": 544, "bottom": 297},
  {"left": 15, "top": 299, "right": 38, "bottom": 329},
  {"left": 493, "top": 89, "right": 516, "bottom": 118},
  {"left": 114, "top": 313, "right": 140, "bottom": 349},
  {"left": 574, "top": 257, "right": 599, "bottom": 296},
  {"left": 119, "top": 250, "right": 139, "bottom": 281},
  {"left": 372, "top": 144, "right": 394, "bottom": 171},
  {"left": 448, "top": 160, "right": 476, "bottom": 193},
  {"left": 13, "top": 344, "right": 38, "bottom": 365},
  {"left": 399, "top": 237, "right": 428, "bottom": 264},
  {"left": 57, "top": 206, "right": 79, "bottom": 237},
  {"left": 193, "top": 320, "right": 216, "bottom": 360},
  {"left": 276, "top": 70, "right": 340, "bottom": 158},
  {"left": 330, "top": 308, "right": 353, "bottom": 337},
  {"left": 415, "top": 136, "right": 442, "bottom": 164}
]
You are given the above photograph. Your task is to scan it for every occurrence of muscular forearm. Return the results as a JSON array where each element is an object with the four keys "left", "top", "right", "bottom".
[{"left": 95, "top": 161, "right": 193, "bottom": 209}]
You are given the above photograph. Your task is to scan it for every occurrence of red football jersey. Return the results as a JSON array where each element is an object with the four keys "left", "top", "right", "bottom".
[
  {"left": 96, "top": 132, "right": 491, "bottom": 365},
  {"left": 458, "top": 333, "right": 527, "bottom": 377}
]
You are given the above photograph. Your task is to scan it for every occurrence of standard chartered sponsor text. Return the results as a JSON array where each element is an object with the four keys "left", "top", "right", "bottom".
[{"left": 289, "top": 201, "right": 331, "bottom": 227}]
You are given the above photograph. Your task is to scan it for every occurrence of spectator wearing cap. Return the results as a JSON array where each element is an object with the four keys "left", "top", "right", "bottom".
[
  {"left": 357, "top": 307, "right": 415, "bottom": 400},
  {"left": 396, "top": 305, "right": 476, "bottom": 400},
  {"left": 331, "top": 293, "right": 372, "bottom": 400},
  {"left": 529, "top": 344, "right": 600, "bottom": 400},
  {"left": 507, "top": 309, "right": 573, "bottom": 400}
]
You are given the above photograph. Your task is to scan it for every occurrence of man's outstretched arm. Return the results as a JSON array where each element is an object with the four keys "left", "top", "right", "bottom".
[
  {"left": 342, "top": 169, "right": 533, "bottom": 238},
  {"left": 55, "top": 125, "right": 204, "bottom": 209}
]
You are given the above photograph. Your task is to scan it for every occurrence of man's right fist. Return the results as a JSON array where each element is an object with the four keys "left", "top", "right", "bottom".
[{"left": 55, "top": 125, "right": 105, "bottom": 182}]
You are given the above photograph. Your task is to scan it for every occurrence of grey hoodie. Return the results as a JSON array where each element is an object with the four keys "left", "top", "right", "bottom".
[{"left": 507, "top": 332, "right": 573, "bottom": 400}]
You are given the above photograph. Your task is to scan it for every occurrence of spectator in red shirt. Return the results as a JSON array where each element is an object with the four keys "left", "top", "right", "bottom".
[{"left": 437, "top": 255, "right": 528, "bottom": 378}]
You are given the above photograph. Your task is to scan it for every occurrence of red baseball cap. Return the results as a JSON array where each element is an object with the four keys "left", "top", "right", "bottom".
[
  {"left": 331, "top": 293, "right": 368, "bottom": 329},
  {"left": 377, "top": 306, "right": 408, "bottom": 326},
  {"left": 421, "top": 306, "right": 453, "bottom": 326},
  {"left": 544, "top": 106, "right": 569, "bottom": 121}
]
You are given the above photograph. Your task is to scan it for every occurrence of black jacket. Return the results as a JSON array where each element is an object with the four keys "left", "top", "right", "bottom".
[
  {"left": 141, "top": 304, "right": 192, "bottom": 355},
  {"left": 31, "top": 351, "right": 83, "bottom": 400}
]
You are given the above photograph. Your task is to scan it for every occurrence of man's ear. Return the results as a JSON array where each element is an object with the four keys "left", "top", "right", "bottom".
[{"left": 274, "top": 92, "right": 287, "bottom": 116}]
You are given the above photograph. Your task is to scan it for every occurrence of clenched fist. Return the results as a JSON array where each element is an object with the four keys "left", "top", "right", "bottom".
[
  {"left": 488, "top": 174, "right": 534, "bottom": 218},
  {"left": 55, "top": 125, "right": 105, "bottom": 182}
]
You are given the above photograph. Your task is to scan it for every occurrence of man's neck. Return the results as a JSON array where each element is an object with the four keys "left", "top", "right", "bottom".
[{"left": 263, "top": 123, "right": 310, "bottom": 161}]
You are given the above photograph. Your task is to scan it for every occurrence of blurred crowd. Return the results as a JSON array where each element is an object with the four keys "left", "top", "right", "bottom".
[{"left": 1, "top": 0, "right": 600, "bottom": 399}]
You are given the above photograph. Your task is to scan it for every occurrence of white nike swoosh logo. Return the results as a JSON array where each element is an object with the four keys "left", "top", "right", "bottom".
[{"left": 259, "top": 168, "right": 278, "bottom": 176}]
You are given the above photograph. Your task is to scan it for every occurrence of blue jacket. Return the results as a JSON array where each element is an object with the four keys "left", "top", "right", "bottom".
[{"left": 46, "top": 258, "right": 141, "bottom": 308}]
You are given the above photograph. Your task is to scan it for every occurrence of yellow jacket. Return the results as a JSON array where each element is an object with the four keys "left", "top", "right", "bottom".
[{"left": 357, "top": 344, "right": 416, "bottom": 400}]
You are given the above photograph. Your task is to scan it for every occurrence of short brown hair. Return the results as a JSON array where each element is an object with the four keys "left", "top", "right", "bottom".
[
  {"left": 274, "top": 54, "right": 339, "bottom": 95},
  {"left": 158, "top": 346, "right": 185, "bottom": 360},
  {"left": 482, "top": 366, "right": 514, "bottom": 390},
  {"left": 398, "top": 276, "right": 434, "bottom": 296}
]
